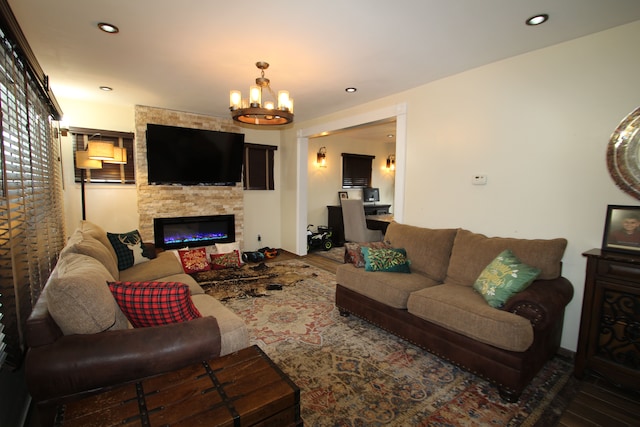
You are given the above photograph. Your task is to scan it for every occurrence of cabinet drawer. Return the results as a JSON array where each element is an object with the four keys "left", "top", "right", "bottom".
[{"left": 597, "top": 259, "right": 640, "bottom": 284}]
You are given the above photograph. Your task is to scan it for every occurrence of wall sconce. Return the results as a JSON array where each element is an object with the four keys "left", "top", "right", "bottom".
[
  {"left": 317, "top": 147, "right": 327, "bottom": 167},
  {"left": 386, "top": 154, "right": 396, "bottom": 170}
]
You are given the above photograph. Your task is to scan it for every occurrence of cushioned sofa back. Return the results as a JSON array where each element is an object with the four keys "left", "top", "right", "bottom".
[
  {"left": 445, "top": 229, "right": 567, "bottom": 287},
  {"left": 384, "top": 222, "right": 458, "bottom": 282}
]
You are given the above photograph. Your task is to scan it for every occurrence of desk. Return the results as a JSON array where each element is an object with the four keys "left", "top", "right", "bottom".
[
  {"left": 327, "top": 204, "right": 391, "bottom": 246},
  {"left": 366, "top": 214, "right": 394, "bottom": 234}
]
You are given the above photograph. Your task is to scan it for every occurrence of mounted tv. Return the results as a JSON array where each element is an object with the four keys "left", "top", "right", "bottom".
[
  {"left": 363, "top": 187, "right": 380, "bottom": 203},
  {"left": 146, "top": 123, "right": 245, "bottom": 186}
]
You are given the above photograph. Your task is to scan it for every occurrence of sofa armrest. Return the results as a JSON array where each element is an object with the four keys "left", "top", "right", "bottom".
[
  {"left": 25, "top": 316, "right": 221, "bottom": 403},
  {"left": 502, "top": 276, "right": 574, "bottom": 330}
]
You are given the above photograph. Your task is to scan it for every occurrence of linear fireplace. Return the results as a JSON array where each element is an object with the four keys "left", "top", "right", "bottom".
[{"left": 154, "top": 215, "right": 235, "bottom": 250}]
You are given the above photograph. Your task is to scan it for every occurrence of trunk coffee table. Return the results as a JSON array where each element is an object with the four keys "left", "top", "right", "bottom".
[{"left": 54, "top": 345, "right": 302, "bottom": 426}]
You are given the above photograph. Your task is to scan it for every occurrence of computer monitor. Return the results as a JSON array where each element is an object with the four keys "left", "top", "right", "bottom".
[{"left": 363, "top": 187, "right": 380, "bottom": 203}]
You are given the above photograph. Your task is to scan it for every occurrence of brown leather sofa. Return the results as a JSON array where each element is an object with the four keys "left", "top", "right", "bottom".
[
  {"left": 335, "top": 222, "right": 573, "bottom": 402},
  {"left": 25, "top": 221, "right": 249, "bottom": 425}
]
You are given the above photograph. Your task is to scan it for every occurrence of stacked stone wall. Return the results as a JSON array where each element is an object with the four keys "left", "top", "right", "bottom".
[{"left": 135, "top": 105, "right": 244, "bottom": 248}]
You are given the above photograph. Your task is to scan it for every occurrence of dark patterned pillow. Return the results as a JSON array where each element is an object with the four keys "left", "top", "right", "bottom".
[
  {"left": 210, "top": 250, "right": 242, "bottom": 270},
  {"left": 344, "top": 241, "right": 392, "bottom": 267},
  {"left": 178, "top": 247, "right": 211, "bottom": 273},
  {"left": 107, "top": 229, "right": 153, "bottom": 270},
  {"left": 107, "top": 281, "right": 201, "bottom": 328},
  {"left": 361, "top": 247, "right": 411, "bottom": 273}
]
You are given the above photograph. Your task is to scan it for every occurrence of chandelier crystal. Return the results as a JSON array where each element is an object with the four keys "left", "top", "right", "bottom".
[{"left": 229, "top": 61, "right": 294, "bottom": 126}]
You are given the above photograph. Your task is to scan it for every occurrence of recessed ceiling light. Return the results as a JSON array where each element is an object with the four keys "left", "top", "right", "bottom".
[
  {"left": 99, "top": 86, "right": 113, "bottom": 91},
  {"left": 345, "top": 87, "right": 357, "bottom": 93},
  {"left": 526, "top": 14, "right": 548, "bottom": 26},
  {"left": 97, "top": 22, "right": 119, "bottom": 34}
]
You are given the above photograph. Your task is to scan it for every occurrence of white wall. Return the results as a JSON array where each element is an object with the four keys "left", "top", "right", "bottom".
[
  {"left": 291, "top": 20, "right": 640, "bottom": 351},
  {"left": 307, "top": 134, "right": 395, "bottom": 229}
]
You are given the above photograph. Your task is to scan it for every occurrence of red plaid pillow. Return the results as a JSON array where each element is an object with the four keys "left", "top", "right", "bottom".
[
  {"left": 107, "top": 281, "right": 201, "bottom": 328},
  {"left": 178, "top": 247, "right": 211, "bottom": 273},
  {"left": 210, "top": 250, "right": 242, "bottom": 270}
]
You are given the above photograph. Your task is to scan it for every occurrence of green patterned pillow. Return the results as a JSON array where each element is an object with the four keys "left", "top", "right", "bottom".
[
  {"left": 473, "top": 249, "right": 541, "bottom": 308},
  {"left": 361, "top": 247, "right": 411, "bottom": 273}
]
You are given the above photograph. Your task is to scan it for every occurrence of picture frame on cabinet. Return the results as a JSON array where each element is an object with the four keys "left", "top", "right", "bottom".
[
  {"left": 602, "top": 204, "right": 640, "bottom": 254},
  {"left": 338, "top": 191, "right": 348, "bottom": 202}
]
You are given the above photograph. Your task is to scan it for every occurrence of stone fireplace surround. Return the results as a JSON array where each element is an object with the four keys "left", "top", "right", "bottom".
[{"left": 135, "top": 105, "right": 244, "bottom": 249}]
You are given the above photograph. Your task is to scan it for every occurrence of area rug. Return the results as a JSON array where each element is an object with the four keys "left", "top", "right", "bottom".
[
  {"left": 220, "top": 259, "right": 574, "bottom": 426},
  {"left": 310, "top": 246, "right": 345, "bottom": 263},
  {"left": 191, "top": 261, "right": 318, "bottom": 301}
]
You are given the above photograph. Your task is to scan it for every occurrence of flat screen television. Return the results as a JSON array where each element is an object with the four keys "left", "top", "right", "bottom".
[
  {"left": 363, "top": 187, "right": 380, "bottom": 203},
  {"left": 146, "top": 124, "right": 245, "bottom": 186}
]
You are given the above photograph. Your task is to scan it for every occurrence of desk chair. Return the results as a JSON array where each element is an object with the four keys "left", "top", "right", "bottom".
[{"left": 341, "top": 199, "right": 383, "bottom": 243}]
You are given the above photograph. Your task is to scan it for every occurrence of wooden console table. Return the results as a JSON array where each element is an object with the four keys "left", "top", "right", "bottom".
[
  {"left": 575, "top": 249, "right": 640, "bottom": 391},
  {"left": 54, "top": 345, "right": 303, "bottom": 426},
  {"left": 327, "top": 204, "right": 391, "bottom": 246}
]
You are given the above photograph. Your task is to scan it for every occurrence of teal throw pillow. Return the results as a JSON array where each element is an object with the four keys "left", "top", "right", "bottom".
[
  {"left": 361, "top": 247, "right": 411, "bottom": 273},
  {"left": 473, "top": 249, "right": 541, "bottom": 308}
]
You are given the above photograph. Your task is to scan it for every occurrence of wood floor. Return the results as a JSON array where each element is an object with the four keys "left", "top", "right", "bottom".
[{"left": 292, "top": 249, "right": 640, "bottom": 427}]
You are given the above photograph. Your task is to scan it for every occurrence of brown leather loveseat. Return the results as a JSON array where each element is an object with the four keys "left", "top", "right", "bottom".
[{"left": 336, "top": 222, "right": 573, "bottom": 402}]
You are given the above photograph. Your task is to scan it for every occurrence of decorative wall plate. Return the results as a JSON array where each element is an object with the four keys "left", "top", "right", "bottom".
[{"left": 607, "top": 106, "right": 640, "bottom": 200}]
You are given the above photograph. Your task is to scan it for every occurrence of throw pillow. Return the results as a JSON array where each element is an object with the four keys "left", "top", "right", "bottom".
[
  {"left": 178, "top": 247, "right": 211, "bottom": 273},
  {"left": 361, "top": 247, "right": 411, "bottom": 273},
  {"left": 107, "top": 230, "right": 153, "bottom": 270},
  {"left": 473, "top": 249, "right": 541, "bottom": 308},
  {"left": 344, "top": 241, "right": 392, "bottom": 267},
  {"left": 107, "top": 281, "right": 202, "bottom": 328},
  {"left": 211, "top": 250, "right": 242, "bottom": 270},
  {"left": 215, "top": 242, "right": 240, "bottom": 254}
]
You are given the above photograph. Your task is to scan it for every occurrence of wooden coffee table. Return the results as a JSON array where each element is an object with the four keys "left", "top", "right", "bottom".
[{"left": 54, "top": 345, "right": 303, "bottom": 426}]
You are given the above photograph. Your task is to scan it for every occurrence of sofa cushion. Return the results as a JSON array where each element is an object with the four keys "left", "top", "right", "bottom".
[
  {"left": 178, "top": 247, "right": 211, "bottom": 273},
  {"left": 383, "top": 222, "right": 457, "bottom": 282},
  {"left": 361, "top": 247, "right": 411, "bottom": 273},
  {"left": 445, "top": 229, "right": 567, "bottom": 287},
  {"left": 344, "top": 241, "right": 392, "bottom": 267},
  {"left": 79, "top": 220, "right": 118, "bottom": 263},
  {"left": 60, "top": 229, "right": 120, "bottom": 279},
  {"left": 47, "top": 254, "right": 128, "bottom": 335},
  {"left": 473, "top": 249, "right": 541, "bottom": 308},
  {"left": 119, "top": 251, "right": 185, "bottom": 282},
  {"left": 191, "top": 294, "right": 249, "bottom": 356},
  {"left": 156, "top": 273, "right": 205, "bottom": 295},
  {"left": 108, "top": 281, "right": 202, "bottom": 328},
  {"left": 407, "top": 284, "right": 534, "bottom": 352},
  {"left": 336, "top": 263, "right": 438, "bottom": 309},
  {"left": 107, "top": 229, "right": 154, "bottom": 271}
]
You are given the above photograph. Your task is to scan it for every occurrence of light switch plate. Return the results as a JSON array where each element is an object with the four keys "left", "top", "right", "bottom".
[{"left": 472, "top": 175, "right": 487, "bottom": 185}]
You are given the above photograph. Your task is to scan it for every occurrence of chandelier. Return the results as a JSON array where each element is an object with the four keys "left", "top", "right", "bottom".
[{"left": 229, "top": 61, "right": 294, "bottom": 126}]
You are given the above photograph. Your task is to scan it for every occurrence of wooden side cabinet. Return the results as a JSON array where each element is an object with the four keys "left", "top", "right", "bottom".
[{"left": 575, "top": 249, "right": 640, "bottom": 390}]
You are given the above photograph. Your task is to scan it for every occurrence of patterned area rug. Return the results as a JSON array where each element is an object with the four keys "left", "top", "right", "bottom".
[
  {"left": 191, "top": 261, "right": 318, "bottom": 301},
  {"left": 310, "top": 246, "right": 345, "bottom": 263},
  {"left": 220, "top": 259, "right": 574, "bottom": 426}
]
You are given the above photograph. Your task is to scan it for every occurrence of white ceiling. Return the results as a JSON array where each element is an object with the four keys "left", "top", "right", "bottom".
[{"left": 8, "top": 1, "right": 640, "bottom": 127}]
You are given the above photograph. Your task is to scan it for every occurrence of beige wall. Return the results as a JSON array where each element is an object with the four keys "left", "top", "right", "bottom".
[{"left": 290, "top": 20, "right": 640, "bottom": 351}]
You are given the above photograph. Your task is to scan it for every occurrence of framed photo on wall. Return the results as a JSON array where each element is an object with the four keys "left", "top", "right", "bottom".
[
  {"left": 338, "top": 191, "right": 348, "bottom": 202},
  {"left": 602, "top": 205, "right": 640, "bottom": 254}
]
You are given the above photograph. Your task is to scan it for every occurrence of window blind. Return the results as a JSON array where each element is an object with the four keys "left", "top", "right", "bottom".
[
  {"left": 342, "top": 153, "right": 374, "bottom": 188},
  {"left": 0, "top": 26, "right": 65, "bottom": 369},
  {"left": 70, "top": 128, "right": 135, "bottom": 184}
]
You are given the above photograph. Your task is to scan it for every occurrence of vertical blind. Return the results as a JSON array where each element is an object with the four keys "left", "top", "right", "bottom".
[{"left": 0, "top": 26, "right": 65, "bottom": 369}]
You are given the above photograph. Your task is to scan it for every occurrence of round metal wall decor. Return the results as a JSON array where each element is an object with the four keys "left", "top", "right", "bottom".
[{"left": 607, "top": 106, "right": 640, "bottom": 200}]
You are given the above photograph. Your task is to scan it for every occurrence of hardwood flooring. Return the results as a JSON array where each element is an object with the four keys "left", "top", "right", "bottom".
[{"left": 287, "top": 249, "right": 640, "bottom": 427}]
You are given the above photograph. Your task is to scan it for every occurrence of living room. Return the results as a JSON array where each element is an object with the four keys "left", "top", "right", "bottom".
[{"left": 2, "top": 1, "right": 640, "bottom": 425}]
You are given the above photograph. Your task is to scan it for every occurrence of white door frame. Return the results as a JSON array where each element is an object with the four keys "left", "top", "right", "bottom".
[{"left": 294, "top": 103, "right": 407, "bottom": 255}]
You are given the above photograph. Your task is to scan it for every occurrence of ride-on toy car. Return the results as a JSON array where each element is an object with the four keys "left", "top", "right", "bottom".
[{"left": 307, "top": 224, "right": 333, "bottom": 252}]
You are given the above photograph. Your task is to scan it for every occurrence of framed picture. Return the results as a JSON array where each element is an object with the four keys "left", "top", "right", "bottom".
[
  {"left": 602, "top": 205, "right": 640, "bottom": 254},
  {"left": 338, "top": 191, "right": 348, "bottom": 201}
]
